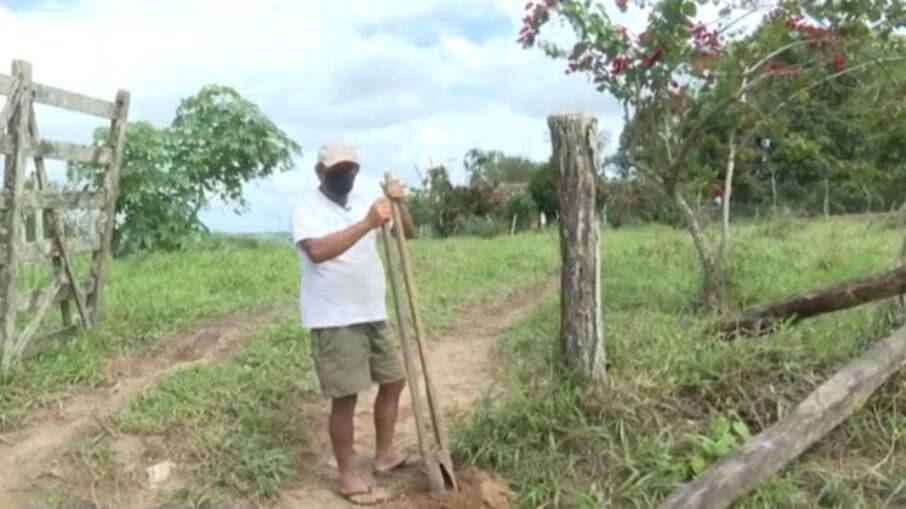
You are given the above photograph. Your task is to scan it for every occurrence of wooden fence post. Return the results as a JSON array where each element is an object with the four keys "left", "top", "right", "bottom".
[
  {"left": 87, "top": 89, "right": 129, "bottom": 325},
  {"left": 0, "top": 61, "right": 30, "bottom": 369},
  {"left": 547, "top": 113, "right": 606, "bottom": 381}
]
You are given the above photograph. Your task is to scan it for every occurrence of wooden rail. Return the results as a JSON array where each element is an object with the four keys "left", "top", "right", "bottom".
[{"left": 0, "top": 72, "right": 116, "bottom": 119}]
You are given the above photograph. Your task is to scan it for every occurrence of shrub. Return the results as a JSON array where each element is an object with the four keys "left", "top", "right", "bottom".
[{"left": 506, "top": 192, "right": 537, "bottom": 232}]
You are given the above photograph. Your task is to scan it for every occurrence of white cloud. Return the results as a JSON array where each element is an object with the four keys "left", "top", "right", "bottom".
[{"left": 1, "top": 0, "right": 626, "bottom": 233}]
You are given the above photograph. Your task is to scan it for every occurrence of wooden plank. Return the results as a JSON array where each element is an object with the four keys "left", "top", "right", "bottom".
[
  {"left": 29, "top": 138, "right": 114, "bottom": 165},
  {"left": 0, "top": 60, "right": 31, "bottom": 371},
  {"left": 0, "top": 189, "right": 107, "bottom": 210},
  {"left": 0, "top": 135, "right": 113, "bottom": 165},
  {"left": 88, "top": 89, "right": 129, "bottom": 325},
  {"left": 21, "top": 324, "right": 79, "bottom": 360},
  {"left": 32, "top": 81, "right": 115, "bottom": 119},
  {"left": 0, "top": 231, "right": 100, "bottom": 264},
  {"left": 0, "top": 74, "right": 12, "bottom": 96},
  {"left": 659, "top": 324, "right": 906, "bottom": 509},
  {"left": 16, "top": 279, "right": 95, "bottom": 314},
  {"left": 9, "top": 278, "right": 64, "bottom": 360},
  {"left": 0, "top": 80, "right": 18, "bottom": 129},
  {"left": 29, "top": 104, "right": 92, "bottom": 328}
]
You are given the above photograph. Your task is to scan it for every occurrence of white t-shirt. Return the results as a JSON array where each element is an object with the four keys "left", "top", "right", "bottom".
[{"left": 291, "top": 186, "right": 388, "bottom": 330}]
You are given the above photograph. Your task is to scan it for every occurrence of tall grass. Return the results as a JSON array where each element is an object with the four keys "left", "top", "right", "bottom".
[{"left": 456, "top": 218, "right": 906, "bottom": 508}]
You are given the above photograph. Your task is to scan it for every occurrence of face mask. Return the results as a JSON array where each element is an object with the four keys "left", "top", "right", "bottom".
[{"left": 324, "top": 170, "right": 356, "bottom": 196}]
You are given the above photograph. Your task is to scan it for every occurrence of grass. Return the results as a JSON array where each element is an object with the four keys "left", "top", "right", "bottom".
[
  {"left": 0, "top": 231, "right": 559, "bottom": 433},
  {"left": 93, "top": 231, "right": 560, "bottom": 505},
  {"left": 455, "top": 217, "right": 906, "bottom": 508},
  {"left": 0, "top": 236, "right": 298, "bottom": 430},
  {"left": 15, "top": 216, "right": 904, "bottom": 507}
]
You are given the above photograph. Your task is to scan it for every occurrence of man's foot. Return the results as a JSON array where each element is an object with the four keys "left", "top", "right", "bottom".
[
  {"left": 339, "top": 486, "right": 390, "bottom": 506},
  {"left": 340, "top": 472, "right": 389, "bottom": 506},
  {"left": 373, "top": 452, "right": 412, "bottom": 477}
]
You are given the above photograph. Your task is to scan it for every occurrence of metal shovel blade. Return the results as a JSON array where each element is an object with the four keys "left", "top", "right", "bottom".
[{"left": 423, "top": 448, "right": 458, "bottom": 493}]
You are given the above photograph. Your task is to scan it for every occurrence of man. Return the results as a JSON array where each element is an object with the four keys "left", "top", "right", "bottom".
[{"left": 291, "top": 142, "right": 416, "bottom": 506}]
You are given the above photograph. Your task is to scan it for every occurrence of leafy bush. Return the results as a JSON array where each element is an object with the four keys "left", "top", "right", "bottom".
[
  {"left": 506, "top": 192, "right": 537, "bottom": 232},
  {"left": 528, "top": 164, "right": 558, "bottom": 219}
]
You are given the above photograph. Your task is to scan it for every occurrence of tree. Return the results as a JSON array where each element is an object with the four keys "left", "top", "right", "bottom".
[
  {"left": 169, "top": 85, "right": 300, "bottom": 217},
  {"left": 464, "top": 148, "right": 544, "bottom": 185},
  {"left": 528, "top": 161, "right": 559, "bottom": 219},
  {"left": 71, "top": 85, "right": 300, "bottom": 255},
  {"left": 519, "top": 0, "right": 906, "bottom": 309}
]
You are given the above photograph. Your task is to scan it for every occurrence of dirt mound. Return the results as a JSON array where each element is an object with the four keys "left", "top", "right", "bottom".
[{"left": 399, "top": 469, "right": 513, "bottom": 509}]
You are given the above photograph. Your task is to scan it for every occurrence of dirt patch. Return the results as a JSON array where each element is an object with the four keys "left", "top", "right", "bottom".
[
  {"left": 397, "top": 470, "right": 513, "bottom": 509},
  {"left": 276, "top": 278, "right": 556, "bottom": 509},
  {"left": 0, "top": 308, "right": 279, "bottom": 508}
]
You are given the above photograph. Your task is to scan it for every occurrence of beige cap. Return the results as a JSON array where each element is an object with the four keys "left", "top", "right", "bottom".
[{"left": 317, "top": 142, "right": 359, "bottom": 170}]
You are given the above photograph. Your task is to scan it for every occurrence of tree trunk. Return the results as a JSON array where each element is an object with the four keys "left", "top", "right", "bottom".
[
  {"left": 720, "top": 131, "right": 737, "bottom": 269},
  {"left": 716, "top": 263, "right": 906, "bottom": 338},
  {"left": 771, "top": 169, "right": 778, "bottom": 217},
  {"left": 548, "top": 113, "right": 606, "bottom": 381},
  {"left": 659, "top": 324, "right": 906, "bottom": 509},
  {"left": 695, "top": 189, "right": 703, "bottom": 221},
  {"left": 823, "top": 176, "right": 831, "bottom": 219},
  {"left": 674, "top": 189, "right": 722, "bottom": 309}
]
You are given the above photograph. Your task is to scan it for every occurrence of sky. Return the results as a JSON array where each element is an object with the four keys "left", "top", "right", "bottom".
[{"left": 0, "top": 0, "right": 646, "bottom": 233}]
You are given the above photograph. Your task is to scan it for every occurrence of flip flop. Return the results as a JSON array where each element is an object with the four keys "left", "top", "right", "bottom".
[
  {"left": 338, "top": 486, "right": 390, "bottom": 506},
  {"left": 373, "top": 454, "right": 413, "bottom": 477}
]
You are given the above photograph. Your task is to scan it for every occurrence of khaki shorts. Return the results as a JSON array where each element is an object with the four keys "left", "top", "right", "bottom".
[{"left": 310, "top": 321, "right": 405, "bottom": 399}]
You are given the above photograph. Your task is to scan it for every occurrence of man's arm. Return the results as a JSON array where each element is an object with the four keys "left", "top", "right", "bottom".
[{"left": 299, "top": 199, "right": 391, "bottom": 263}]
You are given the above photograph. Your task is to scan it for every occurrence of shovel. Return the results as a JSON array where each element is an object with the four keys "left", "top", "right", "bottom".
[{"left": 380, "top": 173, "right": 458, "bottom": 494}]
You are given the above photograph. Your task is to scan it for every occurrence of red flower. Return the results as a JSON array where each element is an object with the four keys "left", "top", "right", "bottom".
[
  {"left": 829, "top": 53, "right": 845, "bottom": 72},
  {"left": 641, "top": 47, "right": 663, "bottom": 68},
  {"left": 610, "top": 55, "right": 631, "bottom": 74}
]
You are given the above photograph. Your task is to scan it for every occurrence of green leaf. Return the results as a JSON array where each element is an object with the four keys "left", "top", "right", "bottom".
[
  {"left": 682, "top": 1, "right": 697, "bottom": 18},
  {"left": 732, "top": 420, "right": 751, "bottom": 440},
  {"left": 690, "top": 454, "right": 707, "bottom": 474}
]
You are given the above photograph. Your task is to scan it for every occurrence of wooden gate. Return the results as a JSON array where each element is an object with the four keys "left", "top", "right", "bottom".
[{"left": 0, "top": 59, "right": 129, "bottom": 370}]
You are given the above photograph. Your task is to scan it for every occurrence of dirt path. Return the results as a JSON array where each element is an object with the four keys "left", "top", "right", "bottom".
[
  {"left": 0, "top": 309, "right": 278, "bottom": 507},
  {"left": 276, "top": 278, "right": 556, "bottom": 509}
]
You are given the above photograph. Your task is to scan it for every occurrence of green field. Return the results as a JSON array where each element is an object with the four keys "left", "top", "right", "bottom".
[
  {"left": 457, "top": 217, "right": 906, "bottom": 508},
  {"left": 0, "top": 231, "right": 560, "bottom": 506},
  {"left": 3, "top": 217, "right": 905, "bottom": 508}
]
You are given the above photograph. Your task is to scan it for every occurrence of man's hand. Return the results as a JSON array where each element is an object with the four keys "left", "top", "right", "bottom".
[
  {"left": 383, "top": 179, "right": 405, "bottom": 200},
  {"left": 366, "top": 198, "right": 393, "bottom": 229}
]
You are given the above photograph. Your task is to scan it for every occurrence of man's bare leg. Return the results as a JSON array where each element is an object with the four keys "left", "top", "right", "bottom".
[
  {"left": 374, "top": 378, "right": 407, "bottom": 472},
  {"left": 330, "top": 394, "right": 386, "bottom": 504}
]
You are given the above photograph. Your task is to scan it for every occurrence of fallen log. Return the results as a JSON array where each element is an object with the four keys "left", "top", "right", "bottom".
[
  {"left": 659, "top": 324, "right": 906, "bottom": 509},
  {"left": 715, "top": 263, "right": 906, "bottom": 338}
]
